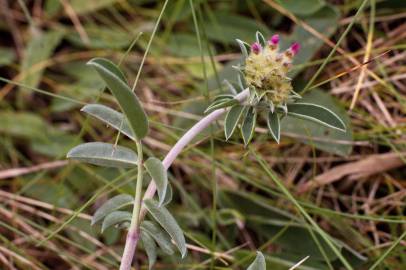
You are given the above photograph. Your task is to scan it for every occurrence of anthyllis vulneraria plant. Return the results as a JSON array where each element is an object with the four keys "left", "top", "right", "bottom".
[
  {"left": 206, "top": 31, "right": 346, "bottom": 145},
  {"left": 66, "top": 31, "right": 346, "bottom": 270}
]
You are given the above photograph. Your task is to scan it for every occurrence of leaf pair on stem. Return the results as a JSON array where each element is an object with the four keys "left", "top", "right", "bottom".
[{"left": 67, "top": 58, "right": 186, "bottom": 269}]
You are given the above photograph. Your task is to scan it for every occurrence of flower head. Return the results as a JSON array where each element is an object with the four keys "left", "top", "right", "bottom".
[
  {"left": 242, "top": 33, "right": 300, "bottom": 105},
  {"left": 207, "top": 32, "right": 346, "bottom": 145}
]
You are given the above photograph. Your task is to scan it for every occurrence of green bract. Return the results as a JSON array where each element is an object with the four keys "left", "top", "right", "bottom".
[
  {"left": 206, "top": 31, "right": 346, "bottom": 145},
  {"left": 247, "top": 251, "right": 266, "bottom": 270}
]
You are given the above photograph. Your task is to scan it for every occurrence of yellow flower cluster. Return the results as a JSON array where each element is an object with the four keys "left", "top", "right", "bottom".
[{"left": 244, "top": 35, "right": 300, "bottom": 105}]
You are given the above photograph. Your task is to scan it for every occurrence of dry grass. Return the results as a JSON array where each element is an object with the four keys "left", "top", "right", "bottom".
[{"left": 0, "top": 0, "right": 405, "bottom": 269}]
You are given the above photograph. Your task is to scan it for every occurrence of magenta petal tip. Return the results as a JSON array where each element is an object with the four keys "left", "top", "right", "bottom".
[
  {"left": 269, "top": 34, "right": 280, "bottom": 45},
  {"left": 290, "top": 42, "right": 300, "bottom": 55},
  {"left": 251, "top": 42, "right": 261, "bottom": 54}
]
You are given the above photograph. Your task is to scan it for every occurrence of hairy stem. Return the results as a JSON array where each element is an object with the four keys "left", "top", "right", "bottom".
[
  {"left": 120, "top": 140, "right": 143, "bottom": 270},
  {"left": 138, "top": 88, "right": 248, "bottom": 246}
]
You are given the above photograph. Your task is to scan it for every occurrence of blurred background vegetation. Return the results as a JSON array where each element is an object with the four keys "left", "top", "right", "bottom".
[{"left": 0, "top": 0, "right": 405, "bottom": 269}]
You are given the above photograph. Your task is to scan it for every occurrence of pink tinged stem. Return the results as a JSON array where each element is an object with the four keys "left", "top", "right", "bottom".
[
  {"left": 120, "top": 140, "right": 144, "bottom": 270},
  {"left": 120, "top": 231, "right": 140, "bottom": 269},
  {"left": 140, "top": 89, "right": 250, "bottom": 217},
  {"left": 118, "top": 89, "right": 249, "bottom": 268}
]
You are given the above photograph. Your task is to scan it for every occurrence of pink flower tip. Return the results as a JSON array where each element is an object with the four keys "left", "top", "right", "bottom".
[
  {"left": 269, "top": 34, "right": 280, "bottom": 45},
  {"left": 290, "top": 42, "right": 300, "bottom": 55},
  {"left": 251, "top": 42, "right": 261, "bottom": 54}
]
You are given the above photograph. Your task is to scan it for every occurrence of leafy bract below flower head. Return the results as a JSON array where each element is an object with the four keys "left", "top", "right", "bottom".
[
  {"left": 244, "top": 34, "right": 300, "bottom": 106},
  {"left": 206, "top": 31, "right": 346, "bottom": 146}
]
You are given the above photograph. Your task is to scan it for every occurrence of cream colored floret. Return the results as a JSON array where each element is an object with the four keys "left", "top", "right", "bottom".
[{"left": 244, "top": 47, "right": 292, "bottom": 104}]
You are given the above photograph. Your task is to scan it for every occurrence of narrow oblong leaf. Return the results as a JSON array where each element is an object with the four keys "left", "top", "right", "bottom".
[
  {"left": 225, "top": 105, "right": 245, "bottom": 140},
  {"left": 81, "top": 104, "right": 134, "bottom": 140},
  {"left": 207, "top": 96, "right": 233, "bottom": 108},
  {"left": 213, "top": 94, "right": 235, "bottom": 102},
  {"left": 91, "top": 194, "right": 133, "bottom": 225},
  {"left": 238, "top": 75, "right": 247, "bottom": 90},
  {"left": 277, "top": 103, "right": 288, "bottom": 114},
  {"left": 140, "top": 230, "right": 157, "bottom": 270},
  {"left": 282, "top": 89, "right": 352, "bottom": 156},
  {"left": 87, "top": 58, "right": 148, "bottom": 140},
  {"left": 117, "top": 221, "right": 130, "bottom": 230},
  {"left": 101, "top": 211, "right": 132, "bottom": 233},
  {"left": 144, "top": 157, "right": 168, "bottom": 206},
  {"left": 205, "top": 98, "right": 239, "bottom": 114},
  {"left": 162, "top": 183, "right": 173, "bottom": 206},
  {"left": 241, "top": 107, "right": 257, "bottom": 146},
  {"left": 144, "top": 199, "right": 187, "bottom": 258},
  {"left": 247, "top": 251, "right": 266, "bottom": 270},
  {"left": 236, "top": 39, "right": 249, "bottom": 58},
  {"left": 88, "top": 57, "right": 126, "bottom": 81},
  {"left": 67, "top": 142, "right": 137, "bottom": 168},
  {"left": 223, "top": 80, "right": 237, "bottom": 95},
  {"left": 287, "top": 102, "right": 346, "bottom": 132},
  {"left": 267, "top": 111, "right": 280, "bottom": 143},
  {"left": 141, "top": 221, "right": 174, "bottom": 255}
]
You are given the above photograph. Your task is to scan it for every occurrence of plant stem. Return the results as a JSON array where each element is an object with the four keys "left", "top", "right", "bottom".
[
  {"left": 120, "top": 140, "right": 143, "bottom": 270},
  {"left": 141, "top": 88, "right": 249, "bottom": 235},
  {"left": 119, "top": 89, "right": 249, "bottom": 268}
]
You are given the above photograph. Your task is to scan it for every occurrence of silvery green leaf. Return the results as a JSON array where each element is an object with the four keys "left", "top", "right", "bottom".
[
  {"left": 289, "top": 89, "right": 302, "bottom": 99},
  {"left": 144, "top": 199, "right": 187, "bottom": 258},
  {"left": 141, "top": 221, "right": 174, "bottom": 255},
  {"left": 206, "top": 97, "right": 232, "bottom": 110},
  {"left": 238, "top": 75, "right": 247, "bottom": 91},
  {"left": 233, "top": 65, "right": 245, "bottom": 75},
  {"left": 256, "top": 31, "right": 266, "bottom": 47},
  {"left": 67, "top": 142, "right": 137, "bottom": 168},
  {"left": 101, "top": 211, "right": 132, "bottom": 233},
  {"left": 277, "top": 103, "right": 288, "bottom": 114},
  {"left": 223, "top": 80, "right": 237, "bottom": 96},
  {"left": 269, "top": 100, "right": 275, "bottom": 113},
  {"left": 287, "top": 102, "right": 346, "bottom": 132},
  {"left": 236, "top": 39, "right": 250, "bottom": 58},
  {"left": 162, "top": 183, "right": 173, "bottom": 206},
  {"left": 267, "top": 111, "right": 280, "bottom": 144},
  {"left": 117, "top": 221, "right": 130, "bottom": 230},
  {"left": 144, "top": 157, "right": 168, "bottom": 206},
  {"left": 241, "top": 107, "right": 257, "bottom": 146},
  {"left": 205, "top": 98, "right": 239, "bottom": 114},
  {"left": 213, "top": 93, "right": 235, "bottom": 102},
  {"left": 281, "top": 89, "right": 352, "bottom": 156},
  {"left": 87, "top": 58, "right": 148, "bottom": 140},
  {"left": 88, "top": 57, "right": 126, "bottom": 81},
  {"left": 225, "top": 105, "right": 245, "bottom": 140},
  {"left": 141, "top": 230, "right": 157, "bottom": 270},
  {"left": 91, "top": 194, "right": 133, "bottom": 225},
  {"left": 81, "top": 104, "right": 134, "bottom": 140},
  {"left": 247, "top": 251, "right": 266, "bottom": 270}
]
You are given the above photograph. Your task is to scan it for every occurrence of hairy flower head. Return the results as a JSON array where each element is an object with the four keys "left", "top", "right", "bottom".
[{"left": 243, "top": 34, "right": 300, "bottom": 105}]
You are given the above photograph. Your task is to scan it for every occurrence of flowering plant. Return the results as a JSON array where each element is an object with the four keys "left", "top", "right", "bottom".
[
  {"left": 66, "top": 31, "right": 346, "bottom": 270},
  {"left": 207, "top": 31, "right": 346, "bottom": 145}
]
